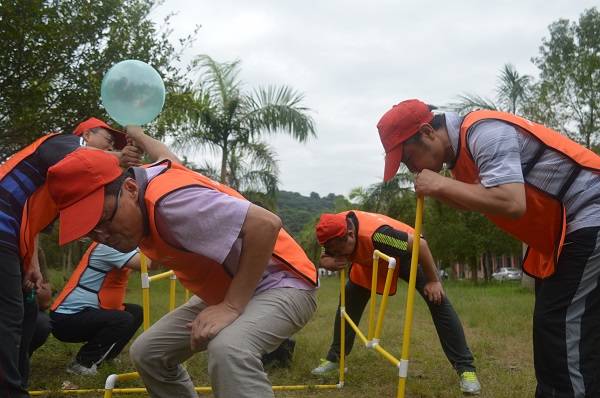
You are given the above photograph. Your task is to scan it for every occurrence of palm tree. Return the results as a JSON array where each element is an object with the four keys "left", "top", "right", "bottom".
[
  {"left": 449, "top": 64, "right": 532, "bottom": 114},
  {"left": 172, "top": 55, "right": 316, "bottom": 186}
]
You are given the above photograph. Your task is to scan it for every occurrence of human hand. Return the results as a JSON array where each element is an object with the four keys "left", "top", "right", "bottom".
[
  {"left": 23, "top": 266, "right": 43, "bottom": 292},
  {"left": 414, "top": 170, "right": 447, "bottom": 197},
  {"left": 119, "top": 145, "right": 143, "bottom": 167},
  {"left": 186, "top": 302, "right": 240, "bottom": 351},
  {"left": 423, "top": 281, "right": 445, "bottom": 305},
  {"left": 319, "top": 254, "right": 347, "bottom": 271}
]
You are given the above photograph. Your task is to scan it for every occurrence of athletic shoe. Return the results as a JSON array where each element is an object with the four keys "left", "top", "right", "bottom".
[
  {"left": 311, "top": 359, "right": 346, "bottom": 376},
  {"left": 459, "top": 371, "right": 481, "bottom": 395},
  {"left": 66, "top": 360, "right": 98, "bottom": 376}
]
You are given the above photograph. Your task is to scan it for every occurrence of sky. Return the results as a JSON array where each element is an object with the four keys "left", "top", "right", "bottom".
[{"left": 150, "top": 0, "right": 597, "bottom": 197}]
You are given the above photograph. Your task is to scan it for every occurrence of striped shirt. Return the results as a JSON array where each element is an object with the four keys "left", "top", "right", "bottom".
[{"left": 446, "top": 112, "right": 600, "bottom": 233}]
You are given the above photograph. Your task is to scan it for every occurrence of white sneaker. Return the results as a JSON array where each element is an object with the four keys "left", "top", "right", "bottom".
[
  {"left": 66, "top": 361, "right": 98, "bottom": 376},
  {"left": 459, "top": 371, "right": 481, "bottom": 395},
  {"left": 311, "top": 359, "right": 346, "bottom": 376}
]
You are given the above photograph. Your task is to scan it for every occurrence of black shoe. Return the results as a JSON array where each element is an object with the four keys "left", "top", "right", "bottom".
[{"left": 261, "top": 338, "right": 296, "bottom": 369}]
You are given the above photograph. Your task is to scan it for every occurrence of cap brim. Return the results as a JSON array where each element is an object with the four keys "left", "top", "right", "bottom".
[
  {"left": 383, "top": 145, "right": 403, "bottom": 182},
  {"left": 58, "top": 187, "right": 105, "bottom": 245},
  {"left": 106, "top": 129, "right": 128, "bottom": 150}
]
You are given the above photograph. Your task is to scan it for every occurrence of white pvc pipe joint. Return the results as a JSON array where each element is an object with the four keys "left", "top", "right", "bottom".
[
  {"left": 398, "top": 359, "right": 409, "bottom": 377},
  {"left": 141, "top": 273, "right": 150, "bottom": 289},
  {"left": 105, "top": 374, "right": 118, "bottom": 389}
]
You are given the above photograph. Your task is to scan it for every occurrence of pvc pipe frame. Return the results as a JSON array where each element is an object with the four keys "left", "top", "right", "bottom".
[{"left": 31, "top": 196, "right": 427, "bottom": 397}]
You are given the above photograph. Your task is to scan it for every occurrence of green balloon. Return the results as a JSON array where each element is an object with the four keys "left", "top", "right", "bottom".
[{"left": 101, "top": 60, "right": 165, "bottom": 126}]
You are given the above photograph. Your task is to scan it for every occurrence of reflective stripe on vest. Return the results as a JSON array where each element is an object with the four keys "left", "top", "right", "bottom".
[
  {"left": 452, "top": 110, "right": 600, "bottom": 278},
  {"left": 51, "top": 242, "right": 131, "bottom": 311},
  {"left": 139, "top": 160, "right": 317, "bottom": 305},
  {"left": 344, "top": 210, "right": 414, "bottom": 295},
  {"left": 0, "top": 134, "right": 58, "bottom": 270}
]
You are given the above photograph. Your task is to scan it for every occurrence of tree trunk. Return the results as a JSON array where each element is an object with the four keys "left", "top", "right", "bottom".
[
  {"left": 521, "top": 243, "right": 535, "bottom": 290},
  {"left": 220, "top": 143, "right": 228, "bottom": 183},
  {"left": 470, "top": 257, "right": 478, "bottom": 283}
]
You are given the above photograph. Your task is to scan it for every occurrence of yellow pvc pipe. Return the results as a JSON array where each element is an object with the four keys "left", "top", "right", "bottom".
[
  {"left": 373, "top": 343, "right": 401, "bottom": 367},
  {"left": 140, "top": 254, "right": 150, "bottom": 331},
  {"left": 373, "top": 265, "right": 396, "bottom": 340},
  {"left": 185, "top": 288, "right": 190, "bottom": 301},
  {"left": 367, "top": 256, "right": 379, "bottom": 340},
  {"left": 148, "top": 270, "right": 173, "bottom": 282},
  {"left": 169, "top": 275, "right": 177, "bottom": 312},
  {"left": 342, "top": 312, "right": 369, "bottom": 346},
  {"left": 397, "top": 196, "right": 424, "bottom": 398},
  {"left": 339, "top": 267, "right": 346, "bottom": 385}
]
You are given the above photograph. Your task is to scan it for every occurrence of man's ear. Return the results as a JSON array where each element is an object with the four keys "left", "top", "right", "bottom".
[
  {"left": 418, "top": 123, "right": 436, "bottom": 141},
  {"left": 123, "top": 177, "right": 139, "bottom": 200}
]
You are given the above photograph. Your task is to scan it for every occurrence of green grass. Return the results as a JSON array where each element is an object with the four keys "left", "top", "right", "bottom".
[{"left": 30, "top": 274, "right": 536, "bottom": 397}]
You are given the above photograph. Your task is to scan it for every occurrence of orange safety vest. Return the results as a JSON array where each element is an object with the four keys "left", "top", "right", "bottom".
[
  {"left": 139, "top": 160, "right": 318, "bottom": 305},
  {"left": 344, "top": 210, "right": 414, "bottom": 295},
  {"left": 0, "top": 133, "right": 60, "bottom": 271},
  {"left": 51, "top": 242, "right": 132, "bottom": 311},
  {"left": 452, "top": 110, "right": 600, "bottom": 279}
]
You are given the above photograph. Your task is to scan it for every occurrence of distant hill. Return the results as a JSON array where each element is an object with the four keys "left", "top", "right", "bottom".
[{"left": 276, "top": 190, "right": 346, "bottom": 238}]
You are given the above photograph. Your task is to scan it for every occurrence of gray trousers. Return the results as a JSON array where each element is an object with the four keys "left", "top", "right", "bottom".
[{"left": 130, "top": 287, "right": 317, "bottom": 398}]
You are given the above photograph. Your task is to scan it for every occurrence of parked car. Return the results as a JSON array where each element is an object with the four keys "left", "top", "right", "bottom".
[{"left": 492, "top": 267, "right": 522, "bottom": 281}]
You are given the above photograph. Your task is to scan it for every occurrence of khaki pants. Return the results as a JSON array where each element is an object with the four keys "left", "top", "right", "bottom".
[{"left": 130, "top": 287, "right": 317, "bottom": 398}]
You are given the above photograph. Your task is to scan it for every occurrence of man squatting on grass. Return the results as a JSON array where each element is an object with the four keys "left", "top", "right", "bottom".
[
  {"left": 50, "top": 242, "right": 149, "bottom": 376},
  {"left": 312, "top": 210, "right": 481, "bottom": 395},
  {"left": 377, "top": 99, "right": 600, "bottom": 397},
  {"left": 0, "top": 118, "right": 141, "bottom": 397},
  {"left": 45, "top": 126, "right": 319, "bottom": 398}
]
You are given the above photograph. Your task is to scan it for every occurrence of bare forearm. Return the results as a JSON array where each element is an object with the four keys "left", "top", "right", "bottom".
[
  {"left": 126, "top": 126, "right": 180, "bottom": 163},
  {"left": 408, "top": 235, "right": 439, "bottom": 283},
  {"left": 225, "top": 205, "right": 282, "bottom": 313},
  {"left": 434, "top": 178, "right": 525, "bottom": 218}
]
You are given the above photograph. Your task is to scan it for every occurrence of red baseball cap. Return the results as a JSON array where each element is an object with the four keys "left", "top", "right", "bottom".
[
  {"left": 73, "top": 117, "right": 127, "bottom": 150},
  {"left": 47, "top": 148, "right": 123, "bottom": 245},
  {"left": 316, "top": 213, "right": 347, "bottom": 245},
  {"left": 377, "top": 99, "right": 433, "bottom": 181}
]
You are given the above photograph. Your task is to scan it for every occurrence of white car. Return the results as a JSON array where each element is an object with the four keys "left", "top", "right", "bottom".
[{"left": 492, "top": 267, "right": 522, "bottom": 281}]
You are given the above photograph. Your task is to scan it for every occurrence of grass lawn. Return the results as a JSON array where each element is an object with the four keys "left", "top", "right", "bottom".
[{"left": 31, "top": 272, "right": 536, "bottom": 397}]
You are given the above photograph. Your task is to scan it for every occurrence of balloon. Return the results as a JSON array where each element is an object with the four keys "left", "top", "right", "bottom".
[{"left": 101, "top": 60, "right": 165, "bottom": 126}]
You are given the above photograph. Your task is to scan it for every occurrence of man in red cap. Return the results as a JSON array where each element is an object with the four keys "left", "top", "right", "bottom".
[
  {"left": 0, "top": 117, "right": 141, "bottom": 397},
  {"left": 45, "top": 127, "right": 318, "bottom": 398},
  {"left": 376, "top": 99, "right": 600, "bottom": 397},
  {"left": 312, "top": 210, "right": 480, "bottom": 394}
]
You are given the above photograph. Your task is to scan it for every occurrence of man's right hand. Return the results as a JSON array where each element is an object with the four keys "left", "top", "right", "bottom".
[
  {"left": 119, "top": 144, "right": 143, "bottom": 167},
  {"left": 319, "top": 254, "right": 347, "bottom": 271}
]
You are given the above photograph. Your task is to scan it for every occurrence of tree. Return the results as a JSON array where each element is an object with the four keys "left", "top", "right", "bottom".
[
  {"left": 449, "top": 63, "right": 532, "bottom": 115},
  {"left": 531, "top": 7, "right": 600, "bottom": 148},
  {"left": 0, "top": 0, "right": 195, "bottom": 159},
  {"left": 171, "top": 55, "right": 316, "bottom": 186}
]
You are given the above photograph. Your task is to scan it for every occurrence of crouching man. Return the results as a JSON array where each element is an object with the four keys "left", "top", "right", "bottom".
[{"left": 45, "top": 128, "right": 318, "bottom": 398}]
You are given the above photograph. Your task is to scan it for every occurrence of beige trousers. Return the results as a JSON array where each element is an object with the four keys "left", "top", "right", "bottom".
[{"left": 129, "top": 287, "right": 317, "bottom": 398}]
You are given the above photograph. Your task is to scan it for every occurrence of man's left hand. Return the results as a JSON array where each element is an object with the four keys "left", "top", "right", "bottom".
[
  {"left": 423, "top": 281, "right": 445, "bottom": 305},
  {"left": 23, "top": 266, "right": 43, "bottom": 292},
  {"left": 187, "top": 302, "right": 240, "bottom": 351}
]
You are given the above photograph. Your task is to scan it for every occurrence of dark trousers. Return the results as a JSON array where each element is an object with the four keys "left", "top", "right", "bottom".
[
  {"left": 326, "top": 262, "right": 475, "bottom": 374},
  {"left": 50, "top": 303, "right": 143, "bottom": 367},
  {"left": 0, "top": 248, "right": 34, "bottom": 397},
  {"left": 534, "top": 227, "right": 600, "bottom": 398},
  {"left": 28, "top": 312, "right": 51, "bottom": 357}
]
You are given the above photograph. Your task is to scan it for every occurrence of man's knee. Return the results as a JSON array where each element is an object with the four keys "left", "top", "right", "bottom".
[
  {"left": 129, "top": 334, "right": 149, "bottom": 367},
  {"left": 207, "top": 336, "right": 257, "bottom": 373}
]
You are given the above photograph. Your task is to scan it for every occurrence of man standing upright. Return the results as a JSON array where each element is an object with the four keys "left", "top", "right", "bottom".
[{"left": 376, "top": 99, "right": 600, "bottom": 397}]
